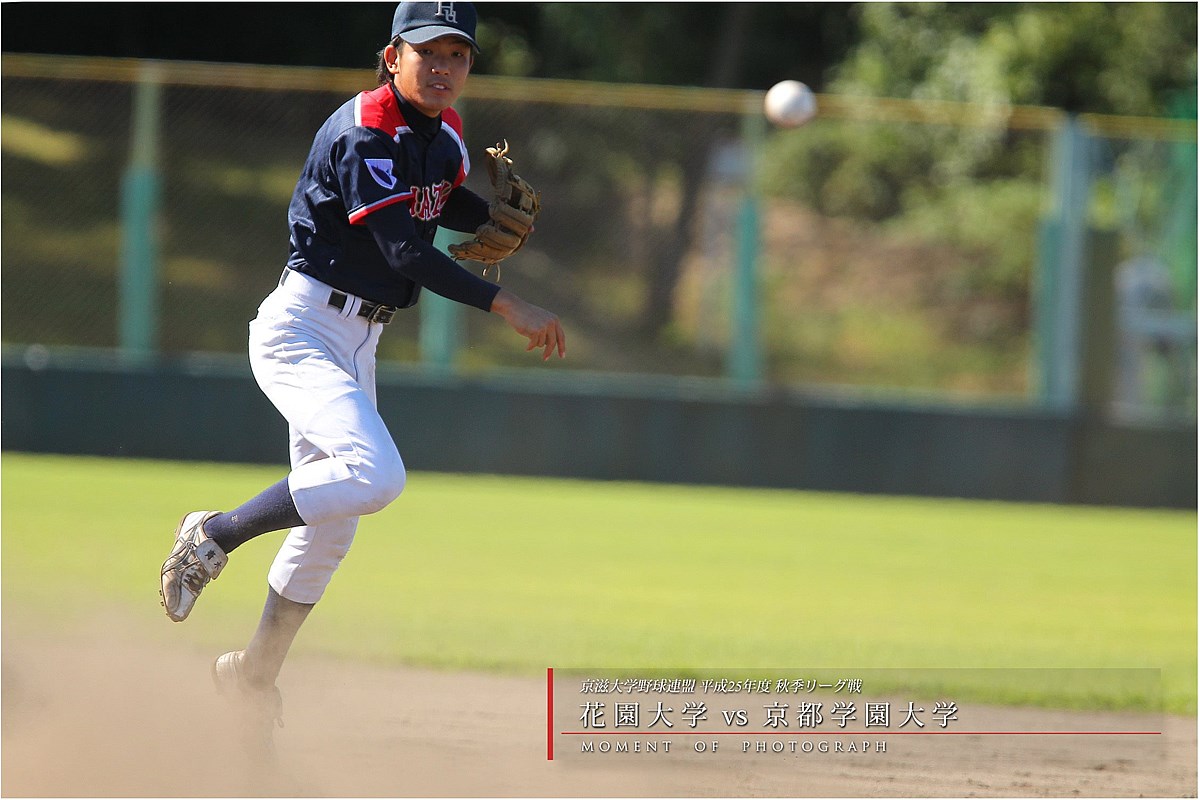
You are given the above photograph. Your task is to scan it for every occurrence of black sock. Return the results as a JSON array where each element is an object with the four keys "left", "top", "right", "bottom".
[
  {"left": 204, "top": 478, "right": 305, "bottom": 554},
  {"left": 243, "top": 586, "right": 315, "bottom": 689}
]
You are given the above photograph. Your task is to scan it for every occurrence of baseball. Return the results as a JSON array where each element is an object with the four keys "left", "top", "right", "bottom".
[{"left": 764, "top": 80, "right": 817, "bottom": 128}]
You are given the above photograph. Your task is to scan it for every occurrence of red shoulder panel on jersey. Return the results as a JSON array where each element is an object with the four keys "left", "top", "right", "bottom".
[
  {"left": 354, "top": 84, "right": 406, "bottom": 135},
  {"left": 442, "top": 107, "right": 465, "bottom": 138}
]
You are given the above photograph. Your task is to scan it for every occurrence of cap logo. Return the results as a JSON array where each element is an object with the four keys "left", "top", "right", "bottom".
[{"left": 435, "top": 2, "right": 458, "bottom": 23}]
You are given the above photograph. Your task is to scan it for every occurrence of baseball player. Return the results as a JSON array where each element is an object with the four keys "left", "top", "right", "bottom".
[{"left": 159, "top": 0, "right": 563, "bottom": 756}]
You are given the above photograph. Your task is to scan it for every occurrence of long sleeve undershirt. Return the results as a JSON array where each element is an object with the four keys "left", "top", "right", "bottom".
[{"left": 364, "top": 200, "right": 499, "bottom": 311}]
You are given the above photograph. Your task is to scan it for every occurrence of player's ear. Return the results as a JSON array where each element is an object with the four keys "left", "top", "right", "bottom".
[{"left": 384, "top": 43, "right": 403, "bottom": 76}]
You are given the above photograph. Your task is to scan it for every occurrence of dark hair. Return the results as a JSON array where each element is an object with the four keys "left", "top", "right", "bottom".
[{"left": 376, "top": 36, "right": 404, "bottom": 85}]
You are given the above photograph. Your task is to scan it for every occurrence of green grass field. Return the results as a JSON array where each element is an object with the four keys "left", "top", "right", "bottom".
[{"left": 2, "top": 452, "right": 1194, "bottom": 713}]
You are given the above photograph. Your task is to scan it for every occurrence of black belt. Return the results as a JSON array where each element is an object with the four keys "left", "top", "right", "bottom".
[{"left": 329, "top": 290, "right": 397, "bottom": 324}]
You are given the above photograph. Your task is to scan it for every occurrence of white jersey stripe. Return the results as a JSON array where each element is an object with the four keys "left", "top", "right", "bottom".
[
  {"left": 441, "top": 121, "right": 470, "bottom": 176},
  {"left": 347, "top": 191, "right": 414, "bottom": 224}
]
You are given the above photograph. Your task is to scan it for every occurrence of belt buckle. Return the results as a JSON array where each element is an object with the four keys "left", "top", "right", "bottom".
[{"left": 367, "top": 303, "right": 395, "bottom": 324}]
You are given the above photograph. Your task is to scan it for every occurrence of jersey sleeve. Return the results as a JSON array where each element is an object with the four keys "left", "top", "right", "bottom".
[
  {"left": 332, "top": 127, "right": 413, "bottom": 225},
  {"left": 364, "top": 202, "right": 501, "bottom": 312},
  {"left": 439, "top": 185, "right": 490, "bottom": 233}
]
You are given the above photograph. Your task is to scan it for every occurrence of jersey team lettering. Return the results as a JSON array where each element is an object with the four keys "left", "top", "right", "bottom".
[
  {"left": 346, "top": 179, "right": 455, "bottom": 225},
  {"left": 410, "top": 180, "right": 453, "bottom": 221}
]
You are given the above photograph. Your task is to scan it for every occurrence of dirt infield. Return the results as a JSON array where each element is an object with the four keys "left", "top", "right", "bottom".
[{"left": 3, "top": 622, "right": 1195, "bottom": 798}]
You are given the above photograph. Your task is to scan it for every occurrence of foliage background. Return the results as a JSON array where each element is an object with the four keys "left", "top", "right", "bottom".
[
  {"left": 3, "top": 4, "right": 1195, "bottom": 403},
  {"left": 6, "top": 3, "right": 1194, "bottom": 116}
]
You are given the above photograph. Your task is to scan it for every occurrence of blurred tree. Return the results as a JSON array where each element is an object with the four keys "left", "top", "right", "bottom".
[
  {"left": 7, "top": 3, "right": 1189, "bottom": 113},
  {"left": 7, "top": 2, "right": 1191, "bottom": 340},
  {"left": 2, "top": 2, "right": 855, "bottom": 341},
  {"left": 476, "top": 3, "right": 861, "bottom": 336},
  {"left": 763, "top": 2, "right": 1197, "bottom": 225},
  {"left": 479, "top": 4, "right": 746, "bottom": 336},
  {"left": 2, "top": 3, "right": 857, "bottom": 91},
  {"left": 477, "top": 3, "right": 859, "bottom": 335},
  {"left": 478, "top": 2, "right": 855, "bottom": 90},
  {"left": 832, "top": 3, "right": 1198, "bottom": 116},
  {"left": 759, "top": 2, "right": 1198, "bottom": 347}
]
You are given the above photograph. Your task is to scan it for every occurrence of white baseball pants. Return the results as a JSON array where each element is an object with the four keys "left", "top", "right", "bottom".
[{"left": 248, "top": 268, "right": 407, "bottom": 604}]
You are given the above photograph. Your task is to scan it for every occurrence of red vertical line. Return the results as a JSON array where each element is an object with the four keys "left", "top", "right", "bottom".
[{"left": 547, "top": 667, "right": 554, "bottom": 760}]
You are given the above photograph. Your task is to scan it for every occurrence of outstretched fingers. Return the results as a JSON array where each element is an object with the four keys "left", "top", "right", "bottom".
[
  {"left": 550, "top": 317, "right": 566, "bottom": 359},
  {"left": 491, "top": 290, "right": 566, "bottom": 362},
  {"left": 524, "top": 318, "right": 566, "bottom": 360}
]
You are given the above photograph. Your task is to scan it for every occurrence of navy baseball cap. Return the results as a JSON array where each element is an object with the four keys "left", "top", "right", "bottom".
[{"left": 392, "top": 2, "right": 480, "bottom": 52}]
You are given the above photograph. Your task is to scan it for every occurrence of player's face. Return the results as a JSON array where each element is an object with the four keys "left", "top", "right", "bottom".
[{"left": 389, "top": 37, "right": 472, "bottom": 117}]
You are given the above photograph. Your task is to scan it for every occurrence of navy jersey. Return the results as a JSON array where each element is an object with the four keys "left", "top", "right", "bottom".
[{"left": 287, "top": 82, "right": 496, "bottom": 310}]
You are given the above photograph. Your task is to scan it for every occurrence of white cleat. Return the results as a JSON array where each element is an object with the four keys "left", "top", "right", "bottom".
[
  {"left": 160, "top": 511, "right": 227, "bottom": 622},
  {"left": 213, "top": 650, "right": 284, "bottom": 761}
]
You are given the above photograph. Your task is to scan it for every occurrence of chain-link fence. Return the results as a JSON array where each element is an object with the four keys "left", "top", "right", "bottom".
[{"left": 3, "top": 54, "right": 1194, "bottom": 420}]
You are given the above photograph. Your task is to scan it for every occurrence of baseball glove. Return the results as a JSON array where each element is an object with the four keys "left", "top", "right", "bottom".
[{"left": 449, "top": 140, "right": 540, "bottom": 279}]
